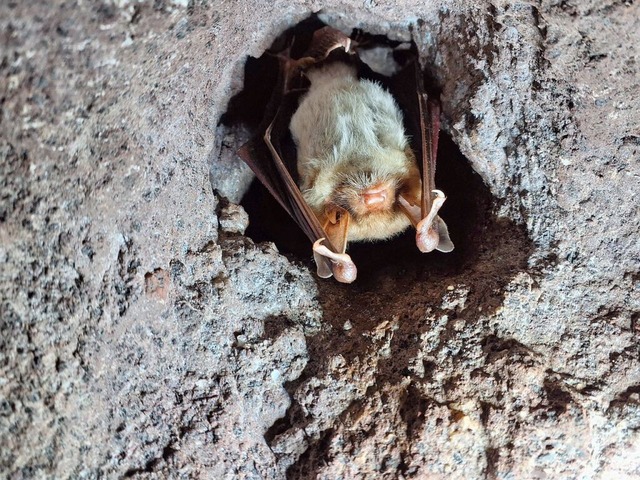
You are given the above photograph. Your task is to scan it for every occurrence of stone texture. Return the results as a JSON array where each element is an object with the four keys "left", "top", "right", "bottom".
[{"left": 1, "top": 1, "right": 638, "bottom": 479}]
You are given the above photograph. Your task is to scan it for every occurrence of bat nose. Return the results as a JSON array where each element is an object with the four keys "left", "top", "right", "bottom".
[
  {"left": 361, "top": 183, "right": 392, "bottom": 210},
  {"left": 363, "top": 191, "right": 386, "bottom": 205}
]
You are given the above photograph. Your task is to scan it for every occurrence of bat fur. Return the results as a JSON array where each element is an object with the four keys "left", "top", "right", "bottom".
[{"left": 290, "top": 62, "right": 422, "bottom": 242}]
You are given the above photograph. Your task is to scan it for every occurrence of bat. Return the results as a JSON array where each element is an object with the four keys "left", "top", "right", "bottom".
[{"left": 238, "top": 26, "right": 454, "bottom": 283}]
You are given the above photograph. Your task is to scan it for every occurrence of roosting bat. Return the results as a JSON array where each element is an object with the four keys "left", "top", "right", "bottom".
[{"left": 238, "top": 26, "right": 454, "bottom": 283}]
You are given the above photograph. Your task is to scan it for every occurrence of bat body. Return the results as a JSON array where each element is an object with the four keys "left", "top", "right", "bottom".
[
  {"left": 290, "top": 62, "right": 421, "bottom": 242},
  {"left": 238, "top": 26, "right": 453, "bottom": 283}
]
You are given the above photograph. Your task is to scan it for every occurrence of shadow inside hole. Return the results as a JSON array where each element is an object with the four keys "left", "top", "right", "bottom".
[{"left": 219, "top": 16, "right": 328, "bottom": 131}]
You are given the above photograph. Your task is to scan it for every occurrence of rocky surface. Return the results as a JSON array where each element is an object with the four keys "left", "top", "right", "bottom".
[{"left": 1, "top": 0, "right": 638, "bottom": 479}]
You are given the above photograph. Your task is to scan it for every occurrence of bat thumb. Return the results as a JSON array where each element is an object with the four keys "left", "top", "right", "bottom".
[{"left": 416, "top": 228, "right": 440, "bottom": 253}]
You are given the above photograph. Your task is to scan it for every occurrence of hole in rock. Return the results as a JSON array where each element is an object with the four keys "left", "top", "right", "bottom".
[
  {"left": 222, "top": 14, "right": 533, "bottom": 464},
  {"left": 219, "top": 18, "right": 531, "bottom": 293}
]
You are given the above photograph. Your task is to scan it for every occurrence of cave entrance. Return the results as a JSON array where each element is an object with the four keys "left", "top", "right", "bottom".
[{"left": 215, "top": 17, "right": 534, "bottom": 476}]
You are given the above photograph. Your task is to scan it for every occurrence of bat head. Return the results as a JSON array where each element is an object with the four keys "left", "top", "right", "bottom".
[
  {"left": 329, "top": 157, "right": 422, "bottom": 220},
  {"left": 312, "top": 154, "right": 422, "bottom": 242}
]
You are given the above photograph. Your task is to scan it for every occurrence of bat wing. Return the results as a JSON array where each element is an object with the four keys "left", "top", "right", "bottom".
[
  {"left": 392, "top": 52, "right": 454, "bottom": 253},
  {"left": 238, "top": 92, "right": 320, "bottom": 237},
  {"left": 237, "top": 75, "right": 333, "bottom": 276},
  {"left": 391, "top": 53, "right": 435, "bottom": 211}
]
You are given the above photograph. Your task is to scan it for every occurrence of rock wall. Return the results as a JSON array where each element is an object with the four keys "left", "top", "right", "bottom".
[{"left": 1, "top": 1, "right": 638, "bottom": 478}]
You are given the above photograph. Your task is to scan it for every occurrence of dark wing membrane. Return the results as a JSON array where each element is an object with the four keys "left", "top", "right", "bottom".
[
  {"left": 390, "top": 54, "right": 438, "bottom": 216},
  {"left": 237, "top": 28, "right": 360, "bottom": 253},
  {"left": 237, "top": 54, "right": 335, "bottom": 274},
  {"left": 260, "top": 92, "right": 328, "bottom": 245},
  {"left": 237, "top": 81, "right": 298, "bottom": 216},
  {"left": 426, "top": 97, "right": 440, "bottom": 195}
]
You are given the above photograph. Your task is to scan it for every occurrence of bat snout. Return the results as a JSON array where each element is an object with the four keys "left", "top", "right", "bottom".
[
  {"left": 362, "top": 187, "right": 387, "bottom": 205},
  {"left": 360, "top": 183, "right": 394, "bottom": 212}
]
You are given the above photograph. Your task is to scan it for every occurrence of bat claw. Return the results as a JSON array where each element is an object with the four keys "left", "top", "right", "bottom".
[
  {"left": 313, "top": 238, "right": 357, "bottom": 283},
  {"left": 306, "top": 26, "right": 356, "bottom": 60}
]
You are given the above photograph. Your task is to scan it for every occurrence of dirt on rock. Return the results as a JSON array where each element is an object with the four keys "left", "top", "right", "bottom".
[{"left": 1, "top": 1, "right": 638, "bottom": 479}]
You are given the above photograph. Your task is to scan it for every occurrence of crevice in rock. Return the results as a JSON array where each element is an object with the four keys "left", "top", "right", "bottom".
[
  {"left": 285, "top": 427, "right": 335, "bottom": 480},
  {"left": 608, "top": 384, "right": 640, "bottom": 413},
  {"left": 538, "top": 378, "right": 575, "bottom": 417},
  {"left": 123, "top": 444, "right": 177, "bottom": 477},
  {"left": 398, "top": 383, "right": 430, "bottom": 444},
  {"left": 481, "top": 335, "right": 539, "bottom": 365}
]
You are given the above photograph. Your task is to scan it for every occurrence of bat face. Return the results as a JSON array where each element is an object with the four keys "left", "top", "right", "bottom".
[
  {"left": 307, "top": 165, "right": 422, "bottom": 242},
  {"left": 291, "top": 61, "right": 422, "bottom": 242}
]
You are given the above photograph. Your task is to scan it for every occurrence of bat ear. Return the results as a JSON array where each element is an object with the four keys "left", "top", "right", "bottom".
[{"left": 435, "top": 216, "right": 455, "bottom": 253}]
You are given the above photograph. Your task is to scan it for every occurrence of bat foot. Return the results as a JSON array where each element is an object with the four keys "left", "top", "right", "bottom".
[
  {"left": 305, "top": 27, "right": 355, "bottom": 60},
  {"left": 416, "top": 191, "right": 453, "bottom": 253},
  {"left": 313, "top": 238, "right": 357, "bottom": 283}
]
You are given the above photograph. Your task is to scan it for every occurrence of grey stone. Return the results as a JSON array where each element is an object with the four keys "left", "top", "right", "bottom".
[{"left": 1, "top": 1, "right": 638, "bottom": 479}]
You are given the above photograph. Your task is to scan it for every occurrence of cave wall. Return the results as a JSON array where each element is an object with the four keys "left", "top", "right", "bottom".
[{"left": 1, "top": 1, "right": 638, "bottom": 478}]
